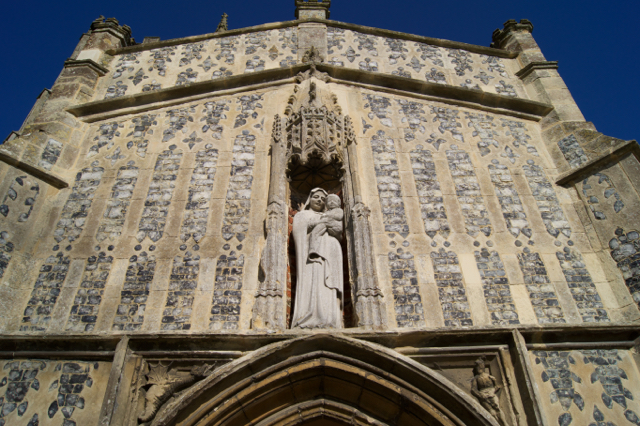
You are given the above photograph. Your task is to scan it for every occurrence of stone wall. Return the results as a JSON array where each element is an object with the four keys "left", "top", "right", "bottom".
[
  {"left": 0, "top": 359, "right": 111, "bottom": 426},
  {"left": 531, "top": 348, "right": 640, "bottom": 426}
]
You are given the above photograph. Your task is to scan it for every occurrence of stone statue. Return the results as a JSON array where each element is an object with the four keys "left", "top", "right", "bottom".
[
  {"left": 470, "top": 358, "right": 507, "bottom": 426},
  {"left": 291, "top": 188, "right": 344, "bottom": 329}
]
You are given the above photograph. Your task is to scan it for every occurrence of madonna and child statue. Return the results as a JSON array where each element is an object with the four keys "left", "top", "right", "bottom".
[{"left": 291, "top": 188, "right": 344, "bottom": 329}]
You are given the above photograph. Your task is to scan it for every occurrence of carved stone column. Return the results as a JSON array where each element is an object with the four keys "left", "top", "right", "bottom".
[
  {"left": 252, "top": 116, "right": 287, "bottom": 330},
  {"left": 343, "top": 117, "right": 387, "bottom": 329}
]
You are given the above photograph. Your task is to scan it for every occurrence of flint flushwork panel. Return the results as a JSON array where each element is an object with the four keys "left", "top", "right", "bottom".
[
  {"left": 446, "top": 145, "right": 492, "bottom": 238},
  {"left": 162, "top": 252, "right": 200, "bottom": 330},
  {"left": 66, "top": 252, "right": 113, "bottom": 332},
  {"left": 210, "top": 131, "right": 256, "bottom": 330},
  {"left": 112, "top": 252, "right": 156, "bottom": 331},
  {"left": 518, "top": 251, "right": 565, "bottom": 324},
  {"left": 431, "top": 248, "right": 473, "bottom": 327},
  {"left": 409, "top": 145, "right": 450, "bottom": 238},
  {"left": 0, "top": 359, "right": 109, "bottom": 426},
  {"left": 179, "top": 145, "right": 219, "bottom": 245},
  {"left": 474, "top": 248, "right": 519, "bottom": 325},
  {"left": 609, "top": 228, "right": 640, "bottom": 310},
  {"left": 556, "top": 247, "right": 609, "bottom": 323},
  {"left": 531, "top": 349, "right": 640, "bottom": 426},
  {"left": 22, "top": 163, "right": 104, "bottom": 332},
  {"left": 136, "top": 147, "right": 183, "bottom": 243},
  {"left": 369, "top": 130, "right": 425, "bottom": 327}
]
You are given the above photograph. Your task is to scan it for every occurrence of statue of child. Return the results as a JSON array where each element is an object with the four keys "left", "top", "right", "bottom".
[{"left": 309, "top": 194, "right": 343, "bottom": 264}]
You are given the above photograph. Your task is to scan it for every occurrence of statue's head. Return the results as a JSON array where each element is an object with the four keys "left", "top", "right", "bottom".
[
  {"left": 326, "top": 194, "right": 341, "bottom": 210},
  {"left": 305, "top": 188, "right": 328, "bottom": 212},
  {"left": 474, "top": 358, "right": 486, "bottom": 375}
]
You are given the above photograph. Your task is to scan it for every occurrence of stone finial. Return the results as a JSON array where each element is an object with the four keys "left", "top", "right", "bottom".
[
  {"left": 491, "top": 19, "right": 534, "bottom": 48},
  {"left": 295, "top": 0, "right": 331, "bottom": 20},
  {"left": 89, "top": 16, "right": 134, "bottom": 46},
  {"left": 216, "top": 13, "right": 228, "bottom": 32}
]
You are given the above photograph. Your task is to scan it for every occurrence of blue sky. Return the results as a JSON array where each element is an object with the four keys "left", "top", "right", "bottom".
[{"left": 2, "top": 0, "right": 638, "bottom": 142}]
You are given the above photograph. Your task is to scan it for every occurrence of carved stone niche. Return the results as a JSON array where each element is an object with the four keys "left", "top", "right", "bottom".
[
  {"left": 252, "top": 74, "right": 387, "bottom": 331},
  {"left": 133, "top": 359, "right": 228, "bottom": 426},
  {"left": 409, "top": 351, "right": 520, "bottom": 426}
]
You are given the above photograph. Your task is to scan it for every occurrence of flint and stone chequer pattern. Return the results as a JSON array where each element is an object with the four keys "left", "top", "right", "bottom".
[
  {"left": 557, "top": 134, "right": 588, "bottom": 169},
  {"left": 581, "top": 173, "right": 624, "bottom": 221},
  {"left": 125, "top": 114, "right": 157, "bottom": 158},
  {"left": 465, "top": 112, "right": 499, "bottom": 157},
  {"left": 112, "top": 252, "right": 156, "bottom": 331},
  {"left": 179, "top": 145, "right": 219, "bottom": 244},
  {"left": 370, "top": 131, "right": 425, "bottom": 327},
  {"left": 488, "top": 160, "right": 532, "bottom": 239},
  {"left": 0, "top": 360, "right": 45, "bottom": 422},
  {"left": 210, "top": 131, "right": 256, "bottom": 330},
  {"left": 88, "top": 123, "right": 121, "bottom": 158},
  {"left": 0, "top": 360, "right": 102, "bottom": 426},
  {"left": 501, "top": 119, "right": 538, "bottom": 156},
  {"left": 556, "top": 247, "right": 609, "bottom": 323},
  {"left": 362, "top": 95, "right": 393, "bottom": 129},
  {"left": 409, "top": 145, "right": 450, "bottom": 239},
  {"left": 22, "top": 163, "right": 104, "bottom": 331},
  {"left": 0, "top": 231, "right": 13, "bottom": 279},
  {"left": 581, "top": 349, "right": 637, "bottom": 415},
  {"left": 523, "top": 161, "right": 571, "bottom": 240},
  {"left": 429, "top": 106, "right": 464, "bottom": 143},
  {"left": 396, "top": 99, "right": 428, "bottom": 142},
  {"left": 532, "top": 351, "right": 584, "bottom": 426},
  {"left": 66, "top": 252, "right": 113, "bottom": 332},
  {"left": 474, "top": 248, "right": 519, "bottom": 325},
  {"left": 446, "top": 145, "right": 492, "bottom": 238},
  {"left": 518, "top": 251, "right": 566, "bottom": 324},
  {"left": 162, "top": 252, "right": 199, "bottom": 330},
  {"left": 609, "top": 228, "right": 640, "bottom": 310},
  {"left": 431, "top": 248, "right": 473, "bottom": 327},
  {"left": 136, "top": 147, "right": 183, "bottom": 243}
]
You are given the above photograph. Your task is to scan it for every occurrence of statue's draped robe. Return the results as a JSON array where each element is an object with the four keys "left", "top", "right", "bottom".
[{"left": 291, "top": 209, "right": 343, "bottom": 328}]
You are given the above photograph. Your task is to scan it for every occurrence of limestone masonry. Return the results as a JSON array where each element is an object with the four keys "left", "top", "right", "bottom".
[{"left": 0, "top": 2, "right": 639, "bottom": 425}]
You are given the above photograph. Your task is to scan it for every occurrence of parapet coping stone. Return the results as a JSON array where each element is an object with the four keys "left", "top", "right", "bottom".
[
  {"left": 105, "top": 18, "right": 518, "bottom": 59},
  {"left": 67, "top": 63, "right": 552, "bottom": 123}
]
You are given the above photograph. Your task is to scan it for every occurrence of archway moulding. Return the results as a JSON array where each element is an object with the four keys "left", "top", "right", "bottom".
[{"left": 150, "top": 334, "right": 499, "bottom": 426}]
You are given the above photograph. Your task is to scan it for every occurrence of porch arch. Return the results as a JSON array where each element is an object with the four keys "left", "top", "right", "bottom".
[{"left": 150, "top": 335, "right": 500, "bottom": 426}]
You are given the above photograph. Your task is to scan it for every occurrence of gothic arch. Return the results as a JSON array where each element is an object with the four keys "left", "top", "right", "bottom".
[{"left": 150, "top": 335, "right": 499, "bottom": 426}]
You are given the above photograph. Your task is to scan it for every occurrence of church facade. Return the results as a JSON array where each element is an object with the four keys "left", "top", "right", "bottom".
[{"left": 1, "top": 1, "right": 639, "bottom": 425}]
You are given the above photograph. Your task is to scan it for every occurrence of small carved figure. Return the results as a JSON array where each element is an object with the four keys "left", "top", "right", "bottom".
[
  {"left": 309, "top": 194, "right": 343, "bottom": 263},
  {"left": 470, "top": 358, "right": 507, "bottom": 426},
  {"left": 138, "top": 362, "right": 214, "bottom": 424},
  {"left": 302, "top": 46, "right": 324, "bottom": 64}
]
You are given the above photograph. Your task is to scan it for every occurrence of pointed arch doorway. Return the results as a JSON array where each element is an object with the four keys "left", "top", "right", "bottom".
[{"left": 149, "top": 335, "right": 500, "bottom": 426}]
